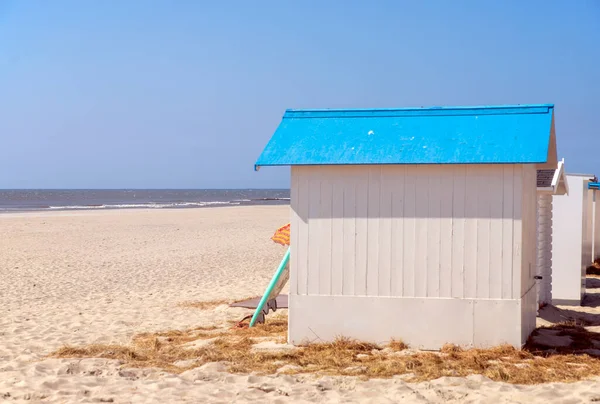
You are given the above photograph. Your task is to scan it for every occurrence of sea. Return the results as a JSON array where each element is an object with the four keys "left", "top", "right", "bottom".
[{"left": 0, "top": 189, "right": 290, "bottom": 213}]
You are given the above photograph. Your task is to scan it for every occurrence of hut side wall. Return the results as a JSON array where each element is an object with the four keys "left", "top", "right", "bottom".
[
  {"left": 594, "top": 190, "right": 600, "bottom": 262},
  {"left": 536, "top": 194, "right": 553, "bottom": 307},
  {"left": 584, "top": 187, "right": 594, "bottom": 269},
  {"left": 551, "top": 175, "right": 591, "bottom": 305},
  {"left": 520, "top": 165, "right": 538, "bottom": 343},
  {"left": 289, "top": 164, "right": 536, "bottom": 349}
]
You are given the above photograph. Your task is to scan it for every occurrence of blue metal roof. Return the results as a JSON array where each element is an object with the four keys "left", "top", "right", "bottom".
[{"left": 255, "top": 104, "right": 555, "bottom": 169}]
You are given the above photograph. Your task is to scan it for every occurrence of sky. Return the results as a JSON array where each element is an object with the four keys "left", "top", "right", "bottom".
[{"left": 0, "top": 0, "right": 598, "bottom": 189}]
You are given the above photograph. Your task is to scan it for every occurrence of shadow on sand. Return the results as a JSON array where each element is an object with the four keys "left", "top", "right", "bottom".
[
  {"left": 526, "top": 324, "right": 600, "bottom": 356},
  {"left": 531, "top": 276, "right": 600, "bottom": 356},
  {"left": 586, "top": 277, "right": 600, "bottom": 289}
]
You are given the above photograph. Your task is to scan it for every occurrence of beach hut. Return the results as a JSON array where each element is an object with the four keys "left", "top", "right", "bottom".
[
  {"left": 590, "top": 181, "right": 600, "bottom": 262},
  {"left": 535, "top": 159, "right": 568, "bottom": 309},
  {"left": 255, "top": 104, "right": 559, "bottom": 349},
  {"left": 552, "top": 173, "right": 597, "bottom": 305}
]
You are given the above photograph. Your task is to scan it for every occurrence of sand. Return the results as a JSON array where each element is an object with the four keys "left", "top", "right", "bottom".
[{"left": 1, "top": 206, "right": 600, "bottom": 403}]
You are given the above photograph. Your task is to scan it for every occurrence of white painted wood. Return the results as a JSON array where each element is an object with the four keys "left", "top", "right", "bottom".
[
  {"left": 293, "top": 167, "right": 310, "bottom": 295},
  {"left": 378, "top": 166, "right": 393, "bottom": 296},
  {"left": 355, "top": 170, "right": 369, "bottom": 296},
  {"left": 521, "top": 284, "right": 537, "bottom": 343},
  {"left": 331, "top": 179, "right": 344, "bottom": 296},
  {"left": 451, "top": 166, "right": 466, "bottom": 298},
  {"left": 367, "top": 166, "right": 381, "bottom": 296},
  {"left": 521, "top": 165, "right": 537, "bottom": 297},
  {"left": 318, "top": 174, "right": 333, "bottom": 295},
  {"left": 489, "top": 171, "right": 504, "bottom": 299},
  {"left": 536, "top": 194, "right": 553, "bottom": 306},
  {"left": 502, "top": 165, "right": 515, "bottom": 299},
  {"left": 463, "top": 165, "right": 479, "bottom": 299},
  {"left": 551, "top": 174, "right": 595, "bottom": 304},
  {"left": 290, "top": 168, "right": 300, "bottom": 296},
  {"left": 402, "top": 166, "right": 417, "bottom": 298},
  {"left": 473, "top": 298, "right": 522, "bottom": 347},
  {"left": 427, "top": 168, "right": 442, "bottom": 298},
  {"left": 439, "top": 169, "right": 453, "bottom": 298},
  {"left": 292, "top": 164, "right": 535, "bottom": 300},
  {"left": 289, "top": 164, "right": 538, "bottom": 348},
  {"left": 476, "top": 165, "right": 491, "bottom": 299},
  {"left": 342, "top": 173, "right": 356, "bottom": 296},
  {"left": 307, "top": 174, "right": 321, "bottom": 295},
  {"left": 519, "top": 165, "right": 537, "bottom": 334},
  {"left": 290, "top": 295, "right": 525, "bottom": 349},
  {"left": 594, "top": 189, "right": 600, "bottom": 262},
  {"left": 585, "top": 187, "right": 595, "bottom": 269},
  {"left": 390, "top": 166, "right": 405, "bottom": 296},
  {"left": 512, "top": 165, "right": 523, "bottom": 300},
  {"left": 414, "top": 168, "right": 429, "bottom": 297}
]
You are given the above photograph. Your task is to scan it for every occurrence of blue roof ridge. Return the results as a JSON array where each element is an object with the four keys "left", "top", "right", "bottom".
[{"left": 284, "top": 104, "right": 554, "bottom": 119}]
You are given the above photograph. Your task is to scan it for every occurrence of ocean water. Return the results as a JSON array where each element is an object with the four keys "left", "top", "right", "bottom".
[{"left": 0, "top": 189, "right": 290, "bottom": 213}]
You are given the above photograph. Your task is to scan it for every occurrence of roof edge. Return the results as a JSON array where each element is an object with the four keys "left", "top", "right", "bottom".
[
  {"left": 284, "top": 104, "right": 554, "bottom": 118},
  {"left": 256, "top": 161, "right": 549, "bottom": 169},
  {"left": 566, "top": 172, "right": 597, "bottom": 179}
]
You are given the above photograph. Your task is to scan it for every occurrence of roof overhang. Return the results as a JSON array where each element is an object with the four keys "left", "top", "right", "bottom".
[
  {"left": 535, "top": 113, "right": 558, "bottom": 170},
  {"left": 537, "top": 158, "right": 568, "bottom": 195},
  {"left": 255, "top": 104, "right": 556, "bottom": 171}
]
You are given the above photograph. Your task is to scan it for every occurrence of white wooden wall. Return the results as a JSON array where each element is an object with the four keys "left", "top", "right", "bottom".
[
  {"left": 594, "top": 190, "right": 600, "bottom": 261},
  {"left": 290, "top": 164, "right": 537, "bottom": 301},
  {"left": 536, "top": 194, "right": 553, "bottom": 307},
  {"left": 552, "top": 175, "right": 593, "bottom": 304},
  {"left": 585, "top": 187, "right": 595, "bottom": 267},
  {"left": 521, "top": 165, "right": 537, "bottom": 300},
  {"left": 520, "top": 164, "right": 538, "bottom": 342}
]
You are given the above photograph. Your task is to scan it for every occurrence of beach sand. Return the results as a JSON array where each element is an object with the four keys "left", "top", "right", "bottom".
[{"left": 1, "top": 206, "right": 600, "bottom": 403}]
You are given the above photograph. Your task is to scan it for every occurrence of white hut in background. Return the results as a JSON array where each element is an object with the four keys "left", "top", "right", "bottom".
[
  {"left": 590, "top": 181, "right": 600, "bottom": 262},
  {"left": 255, "top": 104, "right": 559, "bottom": 349},
  {"left": 552, "top": 174, "right": 598, "bottom": 305},
  {"left": 535, "top": 159, "right": 568, "bottom": 310}
]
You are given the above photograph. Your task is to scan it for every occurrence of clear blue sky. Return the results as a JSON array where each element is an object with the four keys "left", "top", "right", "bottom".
[{"left": 0, "top": 0, "right": 598, "bottom": 189}]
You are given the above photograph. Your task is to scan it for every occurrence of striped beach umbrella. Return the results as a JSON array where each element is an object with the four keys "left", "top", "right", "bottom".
[{"left": 271, "top": 223, "right": 290, "bottom": 246}]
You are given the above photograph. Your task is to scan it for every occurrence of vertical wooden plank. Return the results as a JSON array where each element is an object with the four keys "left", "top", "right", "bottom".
[
  {"left": 476, "top": 165, "right": 491, "bottom": 299},
  {"left": 378, "top": 166, "right": 392, "bottom": 297},
  {"left": 367, "top": 166, "right": 381, "bottom": 296},
  {"left": 290, "top": 167, "right": 300, "bottom": 296},
  {"left": 463, "top": 165, "right": 479, "bottom": 299},
  {"left": 530, "top": 166, "right": 538, "bottom": 293},
  {"left": 502, "top": 165, "right": 515, "bottom": 299},
  {"left": 512, "top": 165, "right": 523, "bottom": 299},
  {"left": 489, "top": 167, "right": 504, "bottom": 299},
  {"left": 524, "top": 166, "right": 530, "bottom": 297},
  {"left": 451, "top": 165, "right": 466, "bottom": 298},
  {"left": 391, "top": 165, "right": 405, "bottom": 297},
  {"left": 307, "top": 168, "right": 321, "bottom": 295},
  {"left": 595, "top": 187, "right": 600, "bottom": 262},
  {"left": 439, "top": 167, "right": 454, "bottom": 298},
  {"left": 296, "top": 167, "right": 310, "bottom": 295},
  {"left": 427, "top": 167, "right": 442, "bottom": 298},
  {"left": 355, "top": 168, "right": 369, "bottom": 296},
  {"left": 414, "top": 166, "right": 429, "bottom": 297},
  {"left": 331, "top": 169, "right": 344, "bottom": 296},
  {"left": 403, "top": 166, "right": 417, "bottom": 297},
  {"left": 342, "top": 169, "right": 356, "bottom": 296},
  {"left": 318, "top": 172, "right": 333, "bottom": 295},
  {"left": 522, "top": 165, "right": 536, "bottom": 296}
]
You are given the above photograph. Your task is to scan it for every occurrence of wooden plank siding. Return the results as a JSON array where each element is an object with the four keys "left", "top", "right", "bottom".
[
  {"left": 521, "top": 164, "right": 538, "bottom": 297},
  {"left": 290, "top": 164, "right": 534, "bottom": 301}
]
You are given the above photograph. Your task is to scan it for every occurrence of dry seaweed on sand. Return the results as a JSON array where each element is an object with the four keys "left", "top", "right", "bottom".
[{"left": 51, "top": 318, "right": 600, "bottom": 385}]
